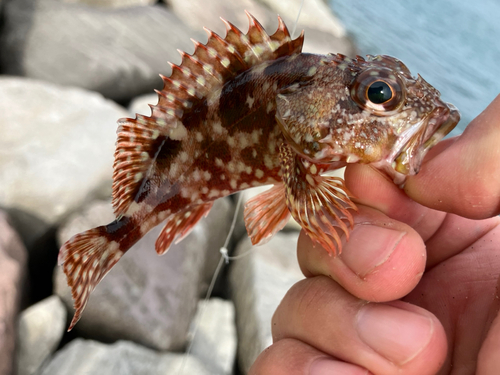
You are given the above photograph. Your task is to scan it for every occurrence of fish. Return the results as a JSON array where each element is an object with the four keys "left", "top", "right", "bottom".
[{"left": 58, "top": 12, "right": 460, "bottom": 330}]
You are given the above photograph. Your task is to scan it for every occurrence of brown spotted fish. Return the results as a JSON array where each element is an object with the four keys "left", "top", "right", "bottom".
[{"left": 59, "top": 12, "right": 460, "bottom": 330}]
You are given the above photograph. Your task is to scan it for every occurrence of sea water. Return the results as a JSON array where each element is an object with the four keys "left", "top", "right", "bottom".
[{"left": 329, "top": 0, "right": 500, "bottom": 135}]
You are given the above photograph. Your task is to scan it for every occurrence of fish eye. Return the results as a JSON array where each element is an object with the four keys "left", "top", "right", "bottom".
[
  {"left": 367, "top": 80, "right": 393, "bottom": 104},
  {"left": 350, "top": 68, "right": 405, "bottom": 114}
]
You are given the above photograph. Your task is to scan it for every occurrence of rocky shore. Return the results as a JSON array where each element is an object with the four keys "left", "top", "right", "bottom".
[{"left": 0, "top": 0, "right": 355, "bottom": 374}]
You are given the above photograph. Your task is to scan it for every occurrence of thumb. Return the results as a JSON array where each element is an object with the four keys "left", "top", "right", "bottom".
[{"left": 405, "top": 95, "right": 500, "bottom": 219}]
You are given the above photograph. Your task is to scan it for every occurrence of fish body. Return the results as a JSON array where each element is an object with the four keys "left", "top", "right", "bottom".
[{"left": 59, "top": 13, "right": 459, "bottom": 330}]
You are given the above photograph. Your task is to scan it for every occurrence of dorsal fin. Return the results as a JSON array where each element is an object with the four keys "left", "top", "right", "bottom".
[{"left": 111, "top": 12, "right": 305, "bottom": 217}]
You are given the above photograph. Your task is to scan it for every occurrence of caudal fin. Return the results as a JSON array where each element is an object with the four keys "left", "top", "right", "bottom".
[{"left": 58, "top": 227, "right": 124, "bottom": 331}]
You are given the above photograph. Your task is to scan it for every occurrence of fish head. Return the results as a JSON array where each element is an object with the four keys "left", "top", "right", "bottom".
[{"left": 276, "top": 54, "right": 460, "bottom": 184}]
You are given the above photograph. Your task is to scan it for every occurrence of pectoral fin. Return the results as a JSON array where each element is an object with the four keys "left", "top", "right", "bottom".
[
  {"left": 244, "top": 183, "right": 291, "bottom": 246},
  {"left": 279, "top": 142, "right": 357, "bottom": 255}
]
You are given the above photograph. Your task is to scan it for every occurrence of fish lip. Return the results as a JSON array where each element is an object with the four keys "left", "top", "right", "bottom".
[{"left": 392, "top": 101, "right": 460, "bottom": 179}]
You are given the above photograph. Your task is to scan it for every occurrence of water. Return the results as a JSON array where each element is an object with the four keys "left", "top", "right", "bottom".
[{"left": 328, "top": 0, "right": 500, "bottom": 135}]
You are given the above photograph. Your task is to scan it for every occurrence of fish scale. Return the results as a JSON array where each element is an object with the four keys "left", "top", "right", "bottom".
[{"left": 59, "top": 12, "right": 460, "bottom": 331}]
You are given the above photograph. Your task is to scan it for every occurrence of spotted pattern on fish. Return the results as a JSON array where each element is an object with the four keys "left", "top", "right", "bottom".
[{"left": 58, "top": 12, "right": 460, "bottom": 331}]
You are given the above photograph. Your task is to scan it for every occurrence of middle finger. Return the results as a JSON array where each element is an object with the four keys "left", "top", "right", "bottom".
[{"left": 272, "top": 276, "right": 447, "bottom": 375}]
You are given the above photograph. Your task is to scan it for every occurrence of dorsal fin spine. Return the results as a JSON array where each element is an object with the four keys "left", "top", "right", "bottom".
[
  {"left": 191, "top": 41, "right": 224, "bottom": 83},
  {"left": 277, "top": 16, "right": 290, "bottom": 38},
  {"left": 154, "top": 88, "right": 186, "bottom": 108}
]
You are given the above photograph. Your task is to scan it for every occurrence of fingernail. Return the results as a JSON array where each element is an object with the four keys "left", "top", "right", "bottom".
[
  {"left": 356, "top": 303, "right": 433, "bottom": 365},
  {"left": 310, "top": 358, "right": 370, "bottom": 375},
  {"left": 340, "top": 225, "right": 406, "bottom": 277}
]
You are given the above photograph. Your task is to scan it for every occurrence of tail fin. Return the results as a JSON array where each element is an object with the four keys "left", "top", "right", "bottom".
[{"left": 58, "top": 227, "right": 124, "bottom": 331}]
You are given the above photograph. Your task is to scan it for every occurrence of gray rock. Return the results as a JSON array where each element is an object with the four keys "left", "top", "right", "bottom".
[
  {"left": 189, "top": 298, "right": 236, "bottom": 374},
  {"left": 0, "top": 0, "right": 204, "bottom": 102},
  {"left": 256, "top": 0, "right": 346, "bottom": 38},
  {"left": 0, "top": 77, "right": 127, "bottom": 230},
  {"left": 166, "top": 0, "right": 355, "bottom": 56},
  {"left": 0, "top": 210, "right": 28, "bottom": 375},
  {"left": 165, "top": 0, "right": 278, "bottom": 37},
  {"left": 39, "top": 339, "right": 212, "bottom": 375},
  {"left": 55, "top": 198, "right": 233, "bottom": 351},
  {"left": 256, "top": 0, "right": 354, "bottom": 55},
  {"left": 16, "top": 295, "right": 66, "bottom": 375},
  {"left": 229, "top": 232, "right": 304, "bottom": 373},
  {"left": 61, "top": 0, "right": 156, "bottom": 8},
  {"left": 128, "top": 93, "right": 158, "bottom": 118},
  {"left": 300, "top": 24, "right": 356, "bottom": 56}
]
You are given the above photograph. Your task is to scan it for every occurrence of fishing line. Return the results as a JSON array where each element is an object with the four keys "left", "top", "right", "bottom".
[
  {"left": 291, "top": 0, "right": 305, "bottom": 39},
  {"left": 177, "top": 193, "right": 244, "bottom": 375}
]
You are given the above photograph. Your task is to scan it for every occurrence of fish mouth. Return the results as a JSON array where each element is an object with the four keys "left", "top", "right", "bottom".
[{"left": 387, "top": 101, "right": 460, "bottom": 184}]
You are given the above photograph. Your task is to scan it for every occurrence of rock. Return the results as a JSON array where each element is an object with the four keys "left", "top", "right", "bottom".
[
  {"left": 165, "top": 0, "right": 355, "bottom": 56},
  {"left": 39, "top": 338, "right": 212, "bottom": 375},
  {"left": 61, "top": 0, "right": 156, "bottom": 8},
  {"left": 189, "top": 298, "right": 236, "bottom": 374},
  {"left": 256, "top": 0, "right": 354, "bottom": 55},
  {"left": 16, "top": 295, "right": 66, "bottom": 375},
  {"left": 0, "top": 77, "right": 127, "bottom": 230},
  {"left": 55, "top": 197, "right": 233, "bottom": 351},
  {"left": 0, "top": 0, "right": 204, "bottom": 102},
  {"left": 0, "top": 210, "right": 28, "bottom": 375},
  {"left": 257, "top": 0, "right": 346, "bottom": 38},
  {"left": 165, "top": 0, "right": 278, "bottom": 37},
  {"left": 128, "top": 93, "right": 158, "bottom": 117},
  {"left": 299, "top": 24, "right": 355, "bottom": 56},
  {"left": 229, "top": 232, "right": 304, "bottom": 373}
]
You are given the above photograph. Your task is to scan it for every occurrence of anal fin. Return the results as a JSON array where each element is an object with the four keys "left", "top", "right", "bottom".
[
  {"left": 279, "top": 143, "right": 357, "bottom": 255},
  {"left": 244, "top": 184, "right": 291, "bottom": 246},
  {"left": 155, "top": 202, "right": 214, "bottom": 255}
]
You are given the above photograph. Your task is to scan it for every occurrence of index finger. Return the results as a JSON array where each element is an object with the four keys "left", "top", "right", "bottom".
[
  {"left": 405, "top": 94, "right": 500, "bottom": 219},
  {"left": 344, "top": 161, "right": 498, "bottom": 268}
]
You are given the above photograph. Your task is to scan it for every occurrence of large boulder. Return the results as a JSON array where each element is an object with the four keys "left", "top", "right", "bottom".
[
  {"left": 16, "top": 295, "right": 66, "bottom": 375},
  {"left": 128, "top": 93, "right": 159, "bottom": 118},
  {"left": 257, "top": 0, "right": 354, "bottom": 55},
  {"left": 256, "top": 0, "right": 346, "bottom": 38},
  {"left": 230, "top": 232, "right": 304, "bottom": 373},
  {"left": 0, "top": 0, "right": 203, "bottom": 102},
  {"left": 0, "top": 211, "right": 28, "bottom": 375},
  {"left": 0, "top": 77, "right": 127, "bottom": 246},
  {"left": 165, "top": 0, "right": 277, "bottom": 37},
  {"left": 55, "top": 198, "right": 233, "bottom": 351},
  {"left": 165, "top": 0, "right": 355, "bottom": 56},
  {"left": 39, "top": 339, "right": 212, "bottom": 375},
  {"left": 189, "top": 298, "right": 237, "bottom": 374}
]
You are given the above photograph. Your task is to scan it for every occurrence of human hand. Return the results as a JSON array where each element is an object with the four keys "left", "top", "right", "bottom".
[{"left": 249, "top": 95, "right": 500, "bottom": 375}]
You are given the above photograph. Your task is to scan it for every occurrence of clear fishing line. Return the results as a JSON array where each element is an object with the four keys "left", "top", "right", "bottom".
[{"left": 177, "top": 193, "right": 244, "bottom": 375}]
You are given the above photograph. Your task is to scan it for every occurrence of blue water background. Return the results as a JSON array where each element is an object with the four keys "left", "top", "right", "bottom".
[{"left": 328, "top": 0, "right": 500, "bottom": 135}]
